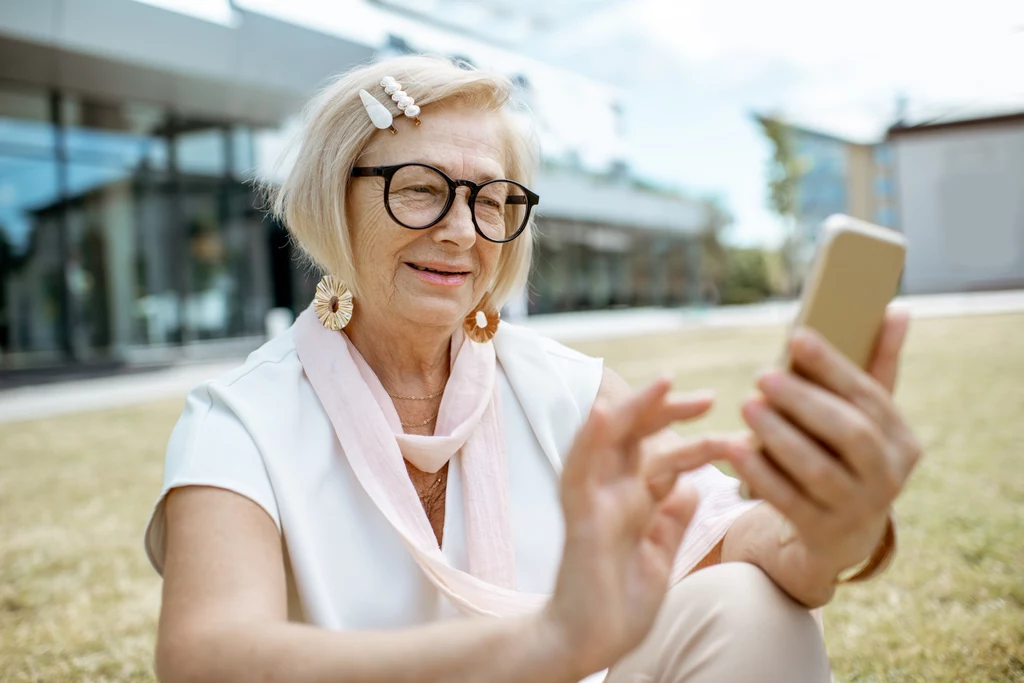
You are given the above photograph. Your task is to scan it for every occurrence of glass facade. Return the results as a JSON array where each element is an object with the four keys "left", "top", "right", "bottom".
[
  {"left": 0, "top": 79, "right": 700, "bottom": 369},
  {"left": 794, "top": 133, "right": 848, "bottom": 244},
  {"left": 0, "top": 82, "right": 306, "bottom": 371},
  {"left": 527, "top": 221, "right": 694, "bottom": 314}
]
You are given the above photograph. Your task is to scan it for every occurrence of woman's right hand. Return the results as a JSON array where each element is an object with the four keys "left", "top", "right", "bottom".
[{"left": 543, "top": 374, "right": 734, "bottom": 678}]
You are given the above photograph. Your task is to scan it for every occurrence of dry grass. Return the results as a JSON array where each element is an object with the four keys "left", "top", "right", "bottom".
[{"left": 1, "top": 313, "right": 1022, "bottom": 682}]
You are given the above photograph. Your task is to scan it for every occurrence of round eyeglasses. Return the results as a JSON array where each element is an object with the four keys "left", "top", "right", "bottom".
[{"left": 351, "top": 163, "right": 539, "bottom": 243}]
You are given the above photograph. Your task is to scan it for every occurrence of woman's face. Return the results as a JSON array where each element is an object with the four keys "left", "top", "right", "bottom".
[{"left": 347, "top": 104, "right": 506, "bottom": 332}]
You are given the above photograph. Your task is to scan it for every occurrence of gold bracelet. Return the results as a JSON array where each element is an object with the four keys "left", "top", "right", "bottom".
[{"left": 834, "top": 511, "right": 898, "bottom": 584}]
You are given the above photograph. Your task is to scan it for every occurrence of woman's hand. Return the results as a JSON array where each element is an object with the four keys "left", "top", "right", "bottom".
[
  {"left": 730, "top": 308, "right": 922, "bottom": 582},
  {"left": 543, "top": 375, "right": 733, "bottom": 678}
]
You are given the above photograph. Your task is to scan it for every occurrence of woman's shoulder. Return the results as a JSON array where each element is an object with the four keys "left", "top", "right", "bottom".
[
  {"left": 494, "top": 321, "right": 604, "bottom": 416},
  {"left": 495, "top": 321, "right": 602, "bottom": 368},
  {"left": 203, "top": 327, "right": 305, "bottom": 394},
  {"left": 176, "top": 327, "right": 312, "bottom": 436}
]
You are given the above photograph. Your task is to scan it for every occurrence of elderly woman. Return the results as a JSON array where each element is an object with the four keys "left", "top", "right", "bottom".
[{"left": 144, "top": 55, "right": 921, "bottom": 683}]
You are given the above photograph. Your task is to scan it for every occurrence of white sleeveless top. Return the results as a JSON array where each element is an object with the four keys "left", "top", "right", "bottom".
[{"left": 145, "top": 321, "right": 756, "bottom": 630}]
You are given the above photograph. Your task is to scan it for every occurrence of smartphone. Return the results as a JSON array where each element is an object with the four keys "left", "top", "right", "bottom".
[
  {"left": 782, "top": 214, "right": 907, "bottom": 372},
  {"left": 739, "top": 215, "right": 907, "bottom": 500}
]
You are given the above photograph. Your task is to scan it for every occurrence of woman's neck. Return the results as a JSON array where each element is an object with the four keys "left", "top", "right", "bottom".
[{"left": 343, "top": 309, "right": 454, "bottom": 398}]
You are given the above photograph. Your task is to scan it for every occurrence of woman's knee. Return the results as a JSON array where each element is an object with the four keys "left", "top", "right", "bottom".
[
  {"left": 671, "top": 561, "right": 831, "bottom": 655},
  {"left": 679, "top": 562, "right": 820, "bottom": 634},
  {"left": 607, "top": 563, "right": 831, "bottom": 683}
]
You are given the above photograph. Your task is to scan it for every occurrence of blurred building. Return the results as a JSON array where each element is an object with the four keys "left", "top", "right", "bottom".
[
  {"left": 0, "top": 0, "right": 706, "bottom": 372},
  {"left": 755, "top": 117, "right": 897, "bottom": 261},
  {"left": 887, "top": 111, "right": 1024, "bottom": 294},
  {"left": 368, "top": 0, "right": 626, "bottom": 47},
  {"left": 761, "top": 110, "right": 1024, "bottom": 295}
]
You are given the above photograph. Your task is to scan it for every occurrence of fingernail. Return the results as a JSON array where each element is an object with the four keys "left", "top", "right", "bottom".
[
  {"left": 741, "top": 398, "right": 763, "bottom": 421},
  {"left": 778, "top": 519, "right": 797, "bottom": 545},
  {"left": 757, "top": 370, "right": 782, "bottom": 392},
  {"left": 793, "top": 327, "right": 818, "bottom": 351}
]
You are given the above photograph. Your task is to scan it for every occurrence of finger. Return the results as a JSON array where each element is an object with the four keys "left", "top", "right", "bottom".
[
  {"left": 741, "top": 398, "right": 859, "bottom": 510},
  {"left": 644, "top": 432, "right": 742, "bottom": 483},
  {"left": 563, "top": 378, "right": 679, "bottom": 486},
  {"left": 561, "top": 400, "right": 616, "bottom": 490},
  {"left": 608, "top": 376, "right": 674, "bottom": 447},
  {"left": 867, "top": 307, "right": 910, "bottom": 394},
  {"left": 644, "top": 481, "right": 700, "bottom": 563},
  {"left": 631, "top": 390, "right": 715, "bottom": 439},
  {"left": 755, "top": 370, "right": 890, "bottom": 483},
  {"left": 726, "top": 443, "right": 820, "bottom": 532},
  {"left": 789, "top": 326, "right": 894, "bottom": 428}
]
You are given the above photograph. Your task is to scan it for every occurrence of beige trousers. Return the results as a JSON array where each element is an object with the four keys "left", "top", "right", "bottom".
[{"left": 604, "top": 562, "right": 832, "bottom": 683}]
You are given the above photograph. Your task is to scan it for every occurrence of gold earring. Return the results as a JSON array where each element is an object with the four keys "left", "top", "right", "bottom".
[
  {"left": 313, "top": 275, "right": 354, "bottom": 330},
  {"left": 463, "top": 306, "right": 500, "bottom": 343}
]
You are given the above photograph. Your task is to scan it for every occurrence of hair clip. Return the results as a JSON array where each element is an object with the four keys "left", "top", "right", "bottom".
[
  {"left": 380, "top": 76, "right": 422, "bottom": 126},
  {"left": 359, "top": 89, "right": 397, "bottom": 134}
]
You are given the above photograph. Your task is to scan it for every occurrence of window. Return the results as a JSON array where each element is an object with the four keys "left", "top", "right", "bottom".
[
  {"left": 875, "top": 175, "right": 893, "bottom": 198},
  {"left": 874, "top": 144, "right": 893, "bottom": 167},
  {"left": 0, "top": 85, "right": 64, "bottom": 365},
  {"left": 875, "top": 206, "right": 895, "bottom": 228}
]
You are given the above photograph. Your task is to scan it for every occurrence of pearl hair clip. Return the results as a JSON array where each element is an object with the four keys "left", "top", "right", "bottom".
[{"left": 358, "top": 76, "right": 422, "bottom": 135}]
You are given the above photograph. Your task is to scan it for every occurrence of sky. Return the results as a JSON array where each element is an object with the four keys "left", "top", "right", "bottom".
[
  {"left": 529, "top": 0, "right": 1024, "bottom": 246},
  {"left": 132, "top": 0, "right": 1024, "bottom": 247}
]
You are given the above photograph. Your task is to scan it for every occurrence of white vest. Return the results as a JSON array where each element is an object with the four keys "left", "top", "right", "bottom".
[
  {"left": 145, "top": 321, "right": 751, "bottom": 631},
  {"left": 146, "top": 321, "right": 603, "bottom": 627}
]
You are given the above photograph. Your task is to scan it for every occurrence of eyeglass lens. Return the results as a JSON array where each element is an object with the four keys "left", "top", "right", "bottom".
[{"left": 386, "top": 165, "right": 529, "bottom": 241}]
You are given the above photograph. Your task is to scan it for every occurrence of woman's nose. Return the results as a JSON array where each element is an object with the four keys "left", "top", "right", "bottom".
[{"left": 432, "top": 187, "right": 477, "bottom": 246}]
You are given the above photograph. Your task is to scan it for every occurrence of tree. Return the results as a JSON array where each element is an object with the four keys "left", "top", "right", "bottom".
[
  {"left": 696, "top": 196, "right": 732, "bottom": 304},
  {"left": 756, "top": 114, "right": 806, "bottom": 296},
  {"left": 720, "top": 247, "right": 773, "bottom": 305}
]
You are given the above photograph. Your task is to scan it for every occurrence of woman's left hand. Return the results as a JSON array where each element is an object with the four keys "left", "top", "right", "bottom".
[{"left": 729, "top": 307, "right": 923, "bottom": 579}]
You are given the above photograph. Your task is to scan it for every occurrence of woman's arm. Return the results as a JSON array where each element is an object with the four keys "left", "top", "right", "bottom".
[
  {"left": 720, "top": 502, "right": 840, "bottom": 607},
  {"left": 157, "top": 486, "right": 580, "bottom": 683},
  {"left": 723, "top": 309, "right": 918, "bottom": 608}
]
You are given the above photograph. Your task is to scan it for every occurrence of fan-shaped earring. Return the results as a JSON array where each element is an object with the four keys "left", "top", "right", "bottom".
[
  {"left": 314, "top": 276, "right": 354, "bottom": 330},
  {"left": 463, "top": 307, "right": 500, "bottom": 343}
]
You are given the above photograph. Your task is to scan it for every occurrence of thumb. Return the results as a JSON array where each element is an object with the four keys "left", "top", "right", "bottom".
[
  {"left": 646, "top": 482, "right": 700, "bottom": 561},
  {"left": 868, "top": 306, "right": 910, "bottom": 394}
]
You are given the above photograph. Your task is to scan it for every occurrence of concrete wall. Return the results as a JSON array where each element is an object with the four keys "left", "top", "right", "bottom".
[
  {"left": 536, "top": 166, "right": 705, "bottom": 235},
  {"left": 892, "top": 122, "right": 1024, "bottom": 293}
]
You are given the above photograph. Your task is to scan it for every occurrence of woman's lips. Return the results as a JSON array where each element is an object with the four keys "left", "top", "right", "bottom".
[{"left": 405, "top": 262, "right": 469, "bottom": 287}]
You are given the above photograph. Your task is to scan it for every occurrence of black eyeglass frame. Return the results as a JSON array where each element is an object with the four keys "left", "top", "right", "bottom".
[{"left": 351, "top": 163, "right": 540, "bottom": 244}]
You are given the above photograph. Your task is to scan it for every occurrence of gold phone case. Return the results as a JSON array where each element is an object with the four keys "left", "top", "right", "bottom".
[
  {"left": 783, "top": 215, "right": 907, "bottom": 371},
  {"left": 741, "top": 215, "right": 907, "bottom": 503}
]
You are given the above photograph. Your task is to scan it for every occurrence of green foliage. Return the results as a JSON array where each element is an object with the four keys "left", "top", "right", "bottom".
[
  {"left": 756, "top": 114, "right": 808, "bottom": 295},
  {"left": 695, "top": 197, "right": 776, "bottom": 305},
  {"left": 720, "top": 247, "right": 773, "bottom": 305},
  {"left": 758, "top": 115, "right": 804, "bottom": 220},
  {"left": 696, "top": 196, "right": 732, "bottom": 300}
]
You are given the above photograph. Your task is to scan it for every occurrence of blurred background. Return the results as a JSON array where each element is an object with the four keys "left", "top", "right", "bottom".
[
  {"left": 0, "top": 0, "right": 1022, "bottom": 375},
  {"left": 0, "top": 1, "right": 1022, "bottom": 681}
]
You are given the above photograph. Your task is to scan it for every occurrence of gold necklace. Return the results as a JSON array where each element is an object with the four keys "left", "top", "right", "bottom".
[
  {"left": 400, "top": 412, "right": 439, "bottom": 428},
  {"left": 388, "top": 387, "right": 444, "bottom": 401}
]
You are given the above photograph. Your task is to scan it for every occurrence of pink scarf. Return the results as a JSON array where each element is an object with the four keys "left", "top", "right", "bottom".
[
  {"left": 292, "top": 305, "right": 770, "bottom": 622},
  {"left": 294, "top": 306, "right": 546, "bottom": 616}
]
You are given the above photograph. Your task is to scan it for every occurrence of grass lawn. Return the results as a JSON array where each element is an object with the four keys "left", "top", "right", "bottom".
[{"left": 2, "top": 313, "right": 1022, "bottom": 682}]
